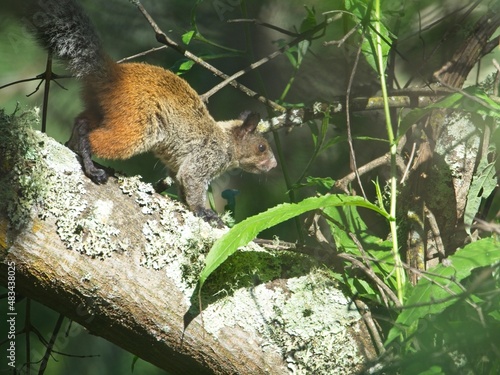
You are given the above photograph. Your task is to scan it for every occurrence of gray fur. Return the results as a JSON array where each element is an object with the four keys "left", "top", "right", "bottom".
[{"left": 24, "top": 0, "right": 106, "bottom": 77}]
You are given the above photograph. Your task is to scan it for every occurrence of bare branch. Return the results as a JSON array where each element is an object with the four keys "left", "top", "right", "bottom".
[
  {"left": 117, "top": 45, "right": 168, "bottom": 63},
  {"left": 131, "top": 0, "right": 284, "bottom": 112}
]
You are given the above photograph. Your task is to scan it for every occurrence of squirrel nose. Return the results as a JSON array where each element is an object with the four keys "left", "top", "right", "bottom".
[
  {"left": 263, "top": 154, "right": 277, "bottom": 171},
  {"left": 269, "top": 155, "right": 277, "bottom": 169}
]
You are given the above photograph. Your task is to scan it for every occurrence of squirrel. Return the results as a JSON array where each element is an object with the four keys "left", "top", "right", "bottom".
[{"left": 14, "top": 0, "right": 277, "bottom": 225}]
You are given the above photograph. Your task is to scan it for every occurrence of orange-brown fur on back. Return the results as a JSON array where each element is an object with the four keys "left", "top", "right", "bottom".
[{"left": 84, "top": 62, "right": 216, "bottom": 161}]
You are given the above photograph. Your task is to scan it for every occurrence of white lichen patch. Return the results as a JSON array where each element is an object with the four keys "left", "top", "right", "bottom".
[
  {"left": 434, "top": 111, "right": 481, "bottom": 215},
  {"left": 0, "top": 109, "right": 130, "bottom": 259},
  {"left": 56, "top": 199, "right": 127, "bottom": 258},
  {"left": 38, "top": 136, "right": 130, "bottom": 258},
  {"left": 0, "top": 109, "right": 52, "bottom": 230},
  {"left": 117, "top": 174, "right": 225, "bottom": 296},
  {"left": 141, "top": 208, "right": 222, "bottom": 296},
  {"left": 435, "top": 112, "right": 480, "bottom": 179},
  {"left": 119, "top": 174, "right": 158, "bottom": 214},
  {"left": 202, "top": 271, "right": 363, "bottom": 374}
]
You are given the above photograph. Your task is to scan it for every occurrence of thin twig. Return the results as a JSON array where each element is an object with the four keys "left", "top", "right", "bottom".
[
  {"left": 423, "top": 204, "right": 445, "bottom": 258},
  {"left": 131, "top": 0, "right": 284, "bottom": 112},
  {"left": 324, "top": 23, "right": 360, "bottom": 47},
  {"left": 334, "top": 152, "right": 407, "bottom": 193},
  {"left": 117, "top": 45, "right": 168, "bottom": 63},
  {"left": 0, "top": 77, "right": 46, "bottom": 90},
  {"left": 353, "top": 299, "right": 385, "bottom": 355},
  {"left": 473, "top": 218, "right": 500, "bottom": 234},
  {"left": 201, "top": 48, "right": 284, "bottom": 101},
  {"left": 345, "top": 35, "right": 367, "bottom": 199},
  {"left": 337, "top": 253, "right": 402, "bottom": 307},
  {"left": 0, "top": 74, "right": 69, "bottom": 94},
  {"left": 202, "top": 17, "right": 328, "bottom": 100},
  {"left": 400, "top": 142, "right": 416, "bottom": 185},
  {"left": 228, "top": 18, "right": 298, "bottom": 37},
  {"left": 41, "top": 51, "right": 53, "bottom": 133},
  {"left": 38, "top": 314, "right": 64, "bottom": 375}
]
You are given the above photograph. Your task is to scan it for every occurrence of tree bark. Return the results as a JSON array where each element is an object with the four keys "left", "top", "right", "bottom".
[
  {"left": 402, "top": 7, "right": 500, "bottom": 277},
  {"left": 0, "top": 110, "right": 376, "bottom": 374}
]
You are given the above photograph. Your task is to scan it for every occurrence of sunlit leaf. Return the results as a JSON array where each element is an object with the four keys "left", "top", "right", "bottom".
[
  {"left": 464, "top": 150, "right": 497, "bottom": 234},
  {"left": 199, "top": 195, "right": 389, "bottom": 288}
]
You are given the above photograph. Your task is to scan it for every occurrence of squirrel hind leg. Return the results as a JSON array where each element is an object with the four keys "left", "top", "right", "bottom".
[{"left": 66, "top": 116, "right": 108, "bottom": 184}]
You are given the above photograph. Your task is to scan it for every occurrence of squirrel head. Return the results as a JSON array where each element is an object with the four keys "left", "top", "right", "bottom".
[{"left": 219, "top": 111, "right": 277, "bottom": 174}]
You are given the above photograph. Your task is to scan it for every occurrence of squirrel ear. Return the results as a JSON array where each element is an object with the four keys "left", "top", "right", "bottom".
[{"left": 239, "top": 111, "right": 260, "bottom": 134}]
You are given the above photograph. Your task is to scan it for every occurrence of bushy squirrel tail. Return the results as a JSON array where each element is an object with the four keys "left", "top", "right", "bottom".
[{"left": 19, "top": 0, "right": 112, "bottom": 78}]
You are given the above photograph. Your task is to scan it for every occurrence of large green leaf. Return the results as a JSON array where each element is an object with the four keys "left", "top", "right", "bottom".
[
  {"left": 464, "top": 148, "right": 497, "bottom": 234},
  {"left": 199, "top": 194, "right": 390, "bottom": 288},
  {"left": 386, "top": 237, "right": 500, "bottom": 344},
  {"left": 324, "top": 205, "right": 392, "bottom": 254}
]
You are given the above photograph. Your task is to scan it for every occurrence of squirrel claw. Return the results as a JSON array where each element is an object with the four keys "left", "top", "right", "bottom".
[
  {"left": 194, "top": 207, "right": 225, "bottom": 228},
  {"left": 86, "top": 168, "right": 109, "bottom": 184}
]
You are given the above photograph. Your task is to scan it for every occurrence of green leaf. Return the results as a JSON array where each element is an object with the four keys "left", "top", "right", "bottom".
[
  {"left": 416, "top": 366, "right": 445, "bottom": 375},
  {"left": 291, "top": 176, "right": 335, "bottom": 192},
  {"left": 464, "top": 150, "right": 497, "bottom": 234},
  {"left": 348, "top": 277, "right": 377, "bottom": 300},
  {"left": 319, "top": 135, "right": 344, "bottom": 153},
  {"left": 324, "top": 205, "right": 395, "bottom": 289},
  {"left": 291, "top": 176, "right": 335, "bottom": 194},
  {"left": 489, "top": 310, "right": 500, "bottom": 322},
  {"left": 307, "top": 121, "right": 319, "bottom": 146},
  {"left": 131, "top": 355, "right": 139, "bottom": 371},
  {"left": 283, "top": 45, "right": 298, "bottom": 67},
  {"left": 306, "top": 176, "right": 335, "bottom": 190},
  {"left": 177, "top": 59, "right": 195, "bottom": 73},
  {"left": 199, "top": 195, "right": 390, "bottom": 288},
  {"left": 325, "top": 205, "right": 392, "bottom": 255},
  {"left": 345, "top": 0, "right": 391, "bottom": 73},
  {"left": 296, "top": 39, "right": 310, "bottom": 66},
  {"left": 182, "top": 30, "right": 195, "bottom": 45},
  {"left": 300, "top": 6, "right": 317, "bottom": 33},
  {"left": 386, "top": 237, "right": 500, "bottom": 345}
]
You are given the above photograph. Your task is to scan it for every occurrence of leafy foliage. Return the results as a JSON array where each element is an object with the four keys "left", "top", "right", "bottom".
[
  {"left": 198, "top": 1, "right": 500, "bottom": 374},
  {"left": 199, "top": 194, "right": 389, "bottom": 288},
  {"left": 386, "top": 238, "right": 500, "bottom": 344},
  {"left": 344, "top": 0, "right": 392, "bottom": 73}
]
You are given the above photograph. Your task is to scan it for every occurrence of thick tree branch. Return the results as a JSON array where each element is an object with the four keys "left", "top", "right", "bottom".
[{"left": 0, "top": 110, "right": 376, "bottom": 374}]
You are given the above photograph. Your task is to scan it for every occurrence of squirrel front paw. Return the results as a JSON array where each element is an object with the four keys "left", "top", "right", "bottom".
[{"left": 194, "top": 207, "right": 224, "bottom": 228}]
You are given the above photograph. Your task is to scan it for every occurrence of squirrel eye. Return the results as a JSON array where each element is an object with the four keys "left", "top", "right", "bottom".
[{"left": 258, "top": 144, "right": 267, "bottom": 152}]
